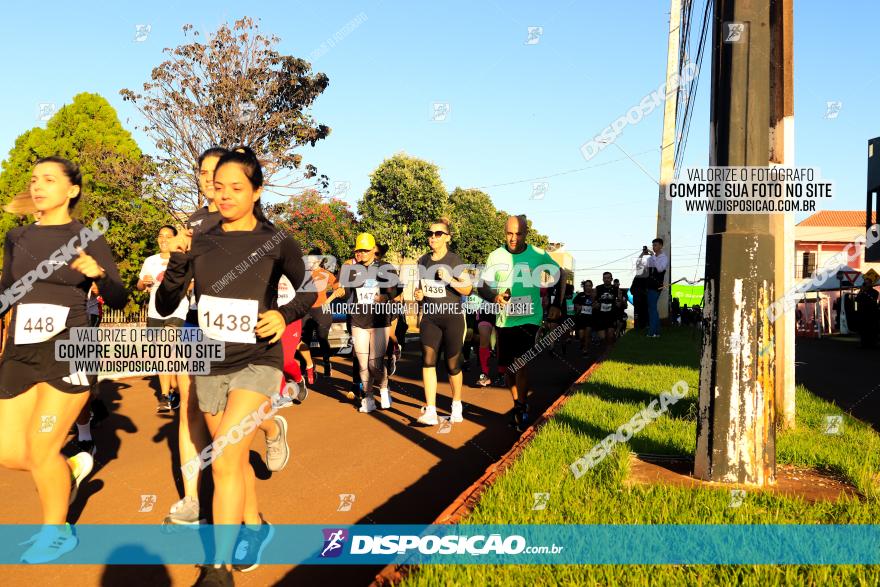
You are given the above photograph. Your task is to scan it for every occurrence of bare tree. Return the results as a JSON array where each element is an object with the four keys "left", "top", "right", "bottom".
[{"left": 121, "top": 17, "right": 331, "bottom": 215}]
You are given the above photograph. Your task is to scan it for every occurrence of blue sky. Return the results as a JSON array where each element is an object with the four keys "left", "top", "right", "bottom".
[{"left": 1, "top": 0, "right": 876, "bottom": 283}]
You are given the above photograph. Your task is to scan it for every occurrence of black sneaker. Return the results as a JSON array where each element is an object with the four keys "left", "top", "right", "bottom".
[
  {"left": 232, "top": 517, "right": 275, "bottom": 573},
  {"left": 194, "top": 564, "right": 233, "bottom": 586},
  {"left": 295, "top": 380, "right": 309, "bottom": 403},
  {"left": 508, "top": 402, "right": 530, "bottom": 432},
  {"left": 491, "top": 375, "right": 507, "bottom": 388},
  {"left": 156, "top": 395, "right": 172, "bottom": 413},
  {"left": 90, "top": 399, "right": 109, "bottom": 428},
  {"left": 323, "top": 359, "right": 332, "bottom": 377},
  {"left": 168, "top": 391, "right": 181, "bottom": 411},
  {"left": 61, "top": 437, "right": 96, "bottom": 459}
]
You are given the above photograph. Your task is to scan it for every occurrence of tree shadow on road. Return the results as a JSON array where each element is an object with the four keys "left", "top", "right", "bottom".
[
  {"left": 67, "top": 379, "right": 137, "bottom": 520},
  {"left": 273, "top": 345, "right": 591, "bottom": 586}
]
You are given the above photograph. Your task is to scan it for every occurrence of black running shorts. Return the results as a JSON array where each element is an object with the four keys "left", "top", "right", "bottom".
[
  {"left": 420, "top": 313, "right": 466, "bottom": 359},
  {"left": 0, "top": 337, "right": 93, "bottom": 398},
  {"left": 496, "top": 323, "right": 540, "bottom": 369}
]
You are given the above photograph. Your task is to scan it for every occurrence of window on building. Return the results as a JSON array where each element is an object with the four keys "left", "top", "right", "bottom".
[{"left": 801, "top": 251, "right": 816, "bottom": 278}]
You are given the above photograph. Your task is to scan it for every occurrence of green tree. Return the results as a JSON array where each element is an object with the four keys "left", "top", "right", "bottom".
[
  {"left": 358, "top": 153, "right": 448, "bottom": 261},
  {"left": 121, "top": 17, "right": 331, "bottom": 215},
  {"left": 445, "top": 187, "right": 552, "bottom": 263},
  {"left": 521, "top": 216, "right": 551, "bottom": 250},
  {"left": 0, "top": 93, "right": 170, "bottom": 313},
  {"left": 447, "top": 187, "right": 504, "bottom": 264},
  {"left": 266, "top": 189, "right": 359, "bottom": 264}
]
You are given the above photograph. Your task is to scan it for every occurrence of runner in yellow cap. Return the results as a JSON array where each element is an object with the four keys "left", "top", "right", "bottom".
[
  {"left": 355, "top": 232, "right": 376, "bottom": 252},
  {"left": 335, "top": 232, "right": 401, "bottom": 412}
]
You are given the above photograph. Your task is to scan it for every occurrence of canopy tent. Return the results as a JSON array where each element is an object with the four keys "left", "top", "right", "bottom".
[
  {"left": 671, "top": 284, "right": 704, "bottom": 306},
  {"left": 798, "top": 264, "right": 864, "bottom": 293}
]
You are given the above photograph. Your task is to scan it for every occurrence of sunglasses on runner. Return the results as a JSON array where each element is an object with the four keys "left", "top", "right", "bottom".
[
  {"left": 425, "top": 230, "right": 448, "bottom": 238},
  {"left": 354, "top": 249, "right": 370, "bottom": 254}
]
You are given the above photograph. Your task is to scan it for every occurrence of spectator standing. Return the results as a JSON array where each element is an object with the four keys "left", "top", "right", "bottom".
[{"left": 640, "top": 238, "right": 669, "bottom": 338}]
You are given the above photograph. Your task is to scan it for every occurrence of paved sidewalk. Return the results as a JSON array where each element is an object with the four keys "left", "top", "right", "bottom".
[
  {"left": 0, "top": 338, "right": 591, "bottom": 586},
  {"left": 795, "top": 334, "right": 880, "bottom": 430}
]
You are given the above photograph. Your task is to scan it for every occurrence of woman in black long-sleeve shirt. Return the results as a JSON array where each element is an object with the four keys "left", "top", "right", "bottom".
[
  {"left": 0, "top": 157, "right": 127, "bottom": 563},
  {"left": 156, "top": 147, "right": 315, "bottom": 583}
]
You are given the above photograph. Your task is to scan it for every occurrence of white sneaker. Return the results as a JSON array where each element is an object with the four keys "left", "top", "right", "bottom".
[
  {"left": 450, "top": 401, "right": 464, "bottom": 423},
  {"left": 67, "top": 452, "right": 94, "bottom": 505},
  {"left": 358, "top": 395, "right": 377, "bottom": 413},
  {"left": 379, "top": 388, "right": 392, "bottom": 409},
  {"left": 271, "top": 392, "right": 294, "bottom": 410},
  {"left": 417, "top": 406, "right": 439, "bottom": 426}
]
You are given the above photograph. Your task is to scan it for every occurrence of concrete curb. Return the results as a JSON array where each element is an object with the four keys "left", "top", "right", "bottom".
[{"left": 369, "top": 348, "right": 611, "bottom": 586}]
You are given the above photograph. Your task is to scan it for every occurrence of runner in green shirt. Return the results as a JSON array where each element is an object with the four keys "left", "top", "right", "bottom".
[{"left": 478, "top": 215, "right": 565, "bottom": 431}]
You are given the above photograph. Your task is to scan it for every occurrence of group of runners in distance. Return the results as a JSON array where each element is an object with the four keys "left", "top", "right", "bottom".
[{"left": 0, "top": 145, "right": 619, "bottom": 586}]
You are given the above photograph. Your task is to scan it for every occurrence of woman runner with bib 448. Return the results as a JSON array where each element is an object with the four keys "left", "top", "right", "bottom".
[
  {"left": 156, "top": 147, "right": 315, "bottom": 586},
  {"left": 0, "top": 157, "right": 127, "bottom": 563}
]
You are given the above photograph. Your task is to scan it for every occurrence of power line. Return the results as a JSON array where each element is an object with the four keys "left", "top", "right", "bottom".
[
  {"left": 470, "top": 148, "right": 660, "bottom": 190},
  {"left": 693, "top": 215, "right": 707, "bottom": 282},
  {"left": 565, "top": 245, "right": 701, "bottom": 251},
  {"left": 674, "top": 0, "right": 712, "bottom": 175}
]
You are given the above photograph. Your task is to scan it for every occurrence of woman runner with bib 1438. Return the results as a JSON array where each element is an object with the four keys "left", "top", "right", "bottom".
[{"left": 157, "top": 147, "right": 315, "bottom": 586}]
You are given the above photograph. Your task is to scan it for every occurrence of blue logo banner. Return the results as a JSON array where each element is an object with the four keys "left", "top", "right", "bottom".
[{"left": 4, "top": 524, "right": 880, "bottom": 565}]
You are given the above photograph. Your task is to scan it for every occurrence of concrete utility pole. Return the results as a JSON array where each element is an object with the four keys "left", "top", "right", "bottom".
[
  {"left": 770, "top": 0, "right": 795, "bottom": 429},
  {"left": 694, "top": 0, "right": 777, "bottom": 486},
  {"left": 656, "top": 0, "right": 682, "bottom": 320}
]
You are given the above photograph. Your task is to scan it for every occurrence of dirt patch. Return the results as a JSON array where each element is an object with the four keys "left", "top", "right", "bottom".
[{"left": 627, "top": 453, "right": 861, "bottom": 503}]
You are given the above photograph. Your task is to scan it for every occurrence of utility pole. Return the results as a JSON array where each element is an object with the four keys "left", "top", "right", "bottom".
[
  {"left": 656, "top": 0, "right": 682, "bottom": 320},
  {"left": 694, "top": 0, "right": 777, "bottom": 485},
  {"left": 770, "top": 0, "right": 795, "bottom": 429},
  {"left": 770, "top": 0, "right": 796, "bottom": 429}
]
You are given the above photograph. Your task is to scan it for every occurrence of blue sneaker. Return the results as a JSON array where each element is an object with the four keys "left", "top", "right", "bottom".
[
  {"left": 232, "top": 516, "right": 275, "bottom": 572},
  {"left": 20, "top": 524, "right": 78, "bottom": 563}
]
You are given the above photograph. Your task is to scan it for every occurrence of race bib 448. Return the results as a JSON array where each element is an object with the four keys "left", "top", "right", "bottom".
[{"left": 15, "top": 304, "right": 69, "bottom": 344}]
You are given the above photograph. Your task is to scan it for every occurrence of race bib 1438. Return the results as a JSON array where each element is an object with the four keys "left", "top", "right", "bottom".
[{"left": 198, "top": 295, "right": 258, "bottom": 344}]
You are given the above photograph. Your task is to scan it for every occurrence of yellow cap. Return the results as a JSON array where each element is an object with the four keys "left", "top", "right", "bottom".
[{"left": 355, "top": 233, "right": 376, "bottom": 251}]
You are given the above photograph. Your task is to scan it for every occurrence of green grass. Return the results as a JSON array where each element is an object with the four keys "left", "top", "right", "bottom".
[{"left": 402, "top": 328, "right": 880, "bottom": 586}]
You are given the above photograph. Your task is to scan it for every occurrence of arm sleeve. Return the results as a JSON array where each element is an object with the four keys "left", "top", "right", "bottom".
[
  {"left": 278, "top": 237, "right": 317, "bottom": 324},
  {"left": 544, "top": 250, "right": 562, "bottom": 281},
  {"left": 657, "top": 255, "right": 669, "bottom": 272},
  {"left": 138, "top": 258, "right": 149, "bottom": 280},
  {"left": 0, "top": 235, "right": 14, "bottom": 317},
  {"left": 1, "top": 234, "right": 13, "bottom": 292},
  {"left": 339, "top": 263, "right": 358, "bottom": 305},
  {"left": 477, "top": 251, "right": 500, "bottom": 302},
  {"left": 448, "top": 253, "right": 473, "bottom": 295},
  {"left": 87, "top": 236, "right": 128, "bottom": 309},
  {"left": 381, "top": 264, "right": 402, "bottom": 300},
  {"left": 542, "top": 252, "right": 565, "bottom": 307},
  {"left": 155, "top": 251, "right": 192, "bottom": 317}
]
